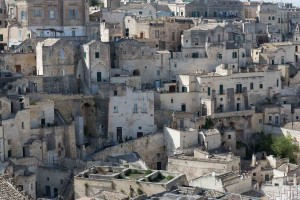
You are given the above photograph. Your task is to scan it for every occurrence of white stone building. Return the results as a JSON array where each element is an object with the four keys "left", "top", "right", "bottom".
[{"left": 108, "top": 87, "right": 157, "bottom": 143}]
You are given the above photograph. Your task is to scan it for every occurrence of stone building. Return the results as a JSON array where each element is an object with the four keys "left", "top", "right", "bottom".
[
  {"left": 116, "top": 3, "right": 157, "bottom": 19},
  {"left": 170, "top": 21, "right": 250, "bottom": 76},
  {"left": 110, "top": 39, "right": 159, "bottom": 86},
  {"left": 0, "top": 176, "right": 30, "bottom": 200},
  {"left": 81, "top": 40, "right": 111, "bottom": 92},
  {"left": 167, "top": 148, "right": 240, "bottom": 181},
  {"left": 252, "top": 42, "right": 295, "bottom": 65},
  {"left": 159, "top": 65, "right": 282, "bottom": 118},
  {"left": 125, "top": 16, "right": 194, "bottom": 51},
  {"left": 189, "top": 172, "right": 252, "bottom": 194},
  {"left": 74, "top": 166, "right": 188, "bottom": 199},
  {"left": 108, "top": 87, "right": 156, "bottom": 143},
  {"left": 6, "top": 0, "right": 89, "bottom": 47},
  {"left": 36, "top": 38, "right": 81, "bottom": 77},
  {"left": 168, "top": 0, "right": 244, "bottom": 19}
]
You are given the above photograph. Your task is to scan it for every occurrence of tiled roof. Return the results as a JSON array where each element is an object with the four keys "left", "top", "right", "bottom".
[{"left": 0, "top": 177, "right": 29, "bottom": 200}]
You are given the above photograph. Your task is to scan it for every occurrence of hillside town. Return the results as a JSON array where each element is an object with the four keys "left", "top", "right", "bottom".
[{"left": 2, "top": 0, "right": 300, "bottom": 199}]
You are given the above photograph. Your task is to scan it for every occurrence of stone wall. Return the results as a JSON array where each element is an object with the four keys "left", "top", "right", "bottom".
[
  {"left": 88, "top": 133, "right": 167, "bottom": 170},
  {"left": 43, "top": 75, "right": 79, "bottom": 94}
]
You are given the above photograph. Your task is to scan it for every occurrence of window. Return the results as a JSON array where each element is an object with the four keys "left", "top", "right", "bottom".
[
  {"left": 171, "top": 99, "right": 173, "bottom": 103},
  {"left": 95, "top": 52, "right": 100, "bottom": 58},
  {"left": 250, "top": 83, "right": 254, "bottom": 90},
  {"left": 18, "top": 30, "right": 22, "bottom": 42},
  {"left": 207, "top": 87, "right": 211, "bottom": 96},
  {"left": 296, "top": 116, "right": 299, "bottom": 120},
  {"left": 192, "top": 53, "right": 199, "bottom": 58},
  {"left": 155, "top": 30, "right": 159, "bottom": 38},
  {"left": 20, "top": 11, "right": 27, "bottom": 20},
  {"left": 277, "top": 79, "right": 279, "bottom": 87},
  {"left": 0, "top": 34, "right": 3, "bottom": 41},
  {"left": 275, "top": 116, "right": 279, "bottom": 125},
  {"left": 181, "top": 104, "right": 186, "bottom": 112},
  {"left": 236, "top": 103, "right": 240, "bottom": 111},
  {"left": 68, "top": 9, "right": 78, "bottom": 19},
  {"left": 133, "top": 104, "right": 138, "bottom": 113},
  {"left": 253, "top": 173, "right": 256, "bottom": 176},
  {"left": 157, "top": 70, "right": 160, "bottom": 76},
  {"left": 141, "top": 103, "right": 147, "bottom": 113},
  {"left": 59, "top": 49, "right": 65, "bottom": 60},
  {"left": 172, "top": 32, "right": 175, "bottom": 41},
  {"left": 114, "top": 90, "right": 117, "bottom": 96},
  {"left": 217, "top": 53, "right": 222, "bottom": 59},
  {"left": 7, "top": 139, "right": 11, "bottom": 145},
  {"left": 84, "top": 52, "right": 86, "bottom": 59},
  {"left": 33, "top": 9, "right": 42, "bottom": 17},
  {"left": 232, "top": 52, "right": 238, "bottom": 59},
  {"left": 182, "top": 86, "right": 187, "bottom": 92},
  {"left": 21, "top": 122, "right": 24, "bottom": 129},
  {"left": 113, "top": 106, "right": 118, "bottom": 113},
  {"left": 60, "top": 179, "right": 63, "bottom": 184},
  {"left": 236, "top": 84, "right": 242, "bottom": 93},
  {"left": 228, "top": 135, "right": 231, "bottom": 139},
  {"left": 218, "top": 34, "right": 221, "bottom": 42},
  {"left": 259, "top": 84, "right": 263, "bottom": 89},
  {"left": 269, "top": 116, "right": 272, "bottom": 121},
  {"left": 259, "top": 119, "right": 263, "bottom": 124},
  {"left": 97, "top": 72, "right": 101, "bottom": 82},
  {"left": 47, "top": 177, "right": 49, "bottom": 181},
  {"left": 281, "top": 57, "right": 285, "bottom": 64},
  {"left": 219, "top": 84, "right": 224, "bottom": 95},
  {"left": 49, "top": 10, "right": 55, "bottom": 19},
  {"left": 139, "top": 11, "right": 143, "bottom": 15}
]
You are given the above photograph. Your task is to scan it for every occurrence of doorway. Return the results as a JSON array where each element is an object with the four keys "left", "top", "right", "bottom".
[{"left": 117, "top": 127, "right": 122, "bottom": 142}]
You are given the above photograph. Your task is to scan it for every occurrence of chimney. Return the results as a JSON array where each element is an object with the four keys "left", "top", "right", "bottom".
[
  {"left": 294, "top": 173, "right": 297, "bottom": 186},
  {"left": 251, "top": 154, "right": 256, "bottom": 167}
]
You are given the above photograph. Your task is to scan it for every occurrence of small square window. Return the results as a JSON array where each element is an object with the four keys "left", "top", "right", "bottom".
[
  {"left": 253, "top": 173, "right": 256, "bottom": 176},
  {"left": 95, "top": 52, "right": 100, "bottom": 58},
  {"left": 139, "top": 126, "right": 142, "bottom": 129},
  {"left": 228, "top": 135, "right": 231, "bottom": 139},
  {"left": 220, "top": 98, "right": 223, "bottom": 101},
  {"left": 113, "top": 106, "right": 118, "bottom": 113},
  {"left": 259, "top": 119, "right": 263, "bottom": 124},
  {"left": 259, "top": 84, "right": 263, "bottom": 89},
  {"left": 296, "top": 116, "right": 299, "bottom": 120}
]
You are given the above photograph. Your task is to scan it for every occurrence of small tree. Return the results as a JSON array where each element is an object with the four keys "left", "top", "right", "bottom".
[
  {"left": 272, "top": 134, "right": 299, "bottom": 163},
  {"left": 89, "top": 0, "right": 100, "bottom": 6}
]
